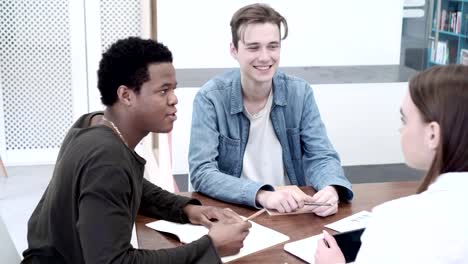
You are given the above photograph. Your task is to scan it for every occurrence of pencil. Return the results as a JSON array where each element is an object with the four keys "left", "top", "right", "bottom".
[
  {"left": 245, "top": 208, "right": 267, "bottom": 221},
  {"left": 304, "top": 202, "right": 333, "bottom": 206}
]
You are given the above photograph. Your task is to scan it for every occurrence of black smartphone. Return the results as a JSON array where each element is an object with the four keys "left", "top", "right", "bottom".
[{"left": 332, "top": 228, "right": 365, "bottom": 263}]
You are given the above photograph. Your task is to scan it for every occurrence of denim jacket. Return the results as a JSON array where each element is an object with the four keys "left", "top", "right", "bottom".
[{"left": 189, "top": 70, "right": 353, "bottom": 208}]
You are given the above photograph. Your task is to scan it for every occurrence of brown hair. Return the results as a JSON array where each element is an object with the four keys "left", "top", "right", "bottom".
[
  {"left": 409, "top": 65, "right": 468, "bottom": 193},
  {"left": 230, "top": 3, "right": 288, "bottom": 49}
]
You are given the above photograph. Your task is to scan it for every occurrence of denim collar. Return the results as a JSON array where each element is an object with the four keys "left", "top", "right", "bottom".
[{"left": 230, "top": 70, "right": 287, "bottom": 115}]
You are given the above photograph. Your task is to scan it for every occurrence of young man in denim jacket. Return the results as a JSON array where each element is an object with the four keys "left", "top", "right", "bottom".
[{"left": 189, "top": 3, "right": 353, "bottom": 217}]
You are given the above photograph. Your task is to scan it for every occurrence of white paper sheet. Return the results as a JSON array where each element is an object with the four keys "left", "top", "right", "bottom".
[
  {"left": 146, "top": 220, "right": 207, "bottom": 244},
  {"left": 284, "top": 234, "right": 356, "bottom": 264},
  {"left": 130, "top": 223, "right": 138, "bottom": 249},
  {"left": 146, "top": 217, "right": 290, "bottom": 263},
  {"left": 284, "top": 234, "right": 322, "bottom": 264},
  {"left": 325, "top": 211, "right": 373, "bottom": 233},
  {"left": 285, "top": 211, "right": 373, "bottom": 263}
]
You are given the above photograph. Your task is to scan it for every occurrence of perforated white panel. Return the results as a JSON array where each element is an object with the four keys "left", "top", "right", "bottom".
[
  {"left": 0, "top": 0, "right": 73, "bottom": 151},
  {"left": 99, "top": 0, "right": 141, "bottom": 52}
]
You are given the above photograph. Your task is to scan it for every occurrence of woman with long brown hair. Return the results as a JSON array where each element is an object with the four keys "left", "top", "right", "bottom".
[{"left": 316, "top": 65, "right": 468, "bottom": 263}]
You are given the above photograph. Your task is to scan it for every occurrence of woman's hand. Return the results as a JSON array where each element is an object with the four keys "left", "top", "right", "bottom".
[{"left": 315, "top": 230, "right": 346, "bottom": 264}]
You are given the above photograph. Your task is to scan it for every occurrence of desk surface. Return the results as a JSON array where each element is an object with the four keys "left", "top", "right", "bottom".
[{"left": 136, "top": 181, "right": 419, "bottom": 263}]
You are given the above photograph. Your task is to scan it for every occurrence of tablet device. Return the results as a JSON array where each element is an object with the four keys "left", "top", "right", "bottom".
[{"left": 333, "top": 228, "right": 365, "bottom": 263}]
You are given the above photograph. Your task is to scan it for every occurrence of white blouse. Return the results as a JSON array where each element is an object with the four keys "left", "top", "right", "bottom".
[{"left": 355, "top": 172, "right": 468, "bottom": 264}]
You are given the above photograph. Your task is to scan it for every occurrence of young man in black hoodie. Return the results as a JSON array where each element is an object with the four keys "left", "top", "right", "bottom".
[{"left": 22, "top": 37, "right": 251, "bottom": 264}]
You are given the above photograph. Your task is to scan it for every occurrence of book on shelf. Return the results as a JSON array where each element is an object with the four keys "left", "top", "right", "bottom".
[
  {"left": 430, "top": 40, "right": 449, "bottom": 64},
  {"left": 461, "top": 49, "right": 468, "bottom": 65},
  {"left": 441, "top": 10, "right": 447, "bottom": 31},
  {"left": 438, "top": 9, "right": 463, "bottom": 34},
  {"left": 456, "top": 11, "right": 462, "bottom": 34}
]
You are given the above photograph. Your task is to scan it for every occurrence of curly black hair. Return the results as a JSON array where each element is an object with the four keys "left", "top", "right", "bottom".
[{"left": 97, "top": 37, "right": 173, "bottom": 106}]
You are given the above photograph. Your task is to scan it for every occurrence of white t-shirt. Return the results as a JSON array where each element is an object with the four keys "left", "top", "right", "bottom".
[
  {"left": 355, "top": 172, "right": 468, "bottom": 264},
  {"left": 241, "top": 92, "right": 290, "bottom": 186}
]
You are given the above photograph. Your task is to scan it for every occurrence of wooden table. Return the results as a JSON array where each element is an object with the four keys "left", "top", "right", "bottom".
[{"left": 136, "top": 181, "right": 419, "bottom": 263}]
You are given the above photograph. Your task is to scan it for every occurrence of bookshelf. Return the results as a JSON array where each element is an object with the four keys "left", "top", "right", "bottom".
[{"left": 428, "top": 0, "right": 468, "bottom": 66}]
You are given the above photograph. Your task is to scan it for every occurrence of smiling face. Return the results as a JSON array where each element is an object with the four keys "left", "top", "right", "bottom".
[
  {"left": 131, "top": 62, "right": 178, "bottom": 133},
  {"left": 399, "top": 92, "right": 439, "bottom": 171},
  {"left": 230, "top": 22, "right": 281, "bottom": 88}
]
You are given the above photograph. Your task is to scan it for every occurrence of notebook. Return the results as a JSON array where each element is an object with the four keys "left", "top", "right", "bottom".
[{"left": 146, "top": 217, "right": 290, "bottom": 263}]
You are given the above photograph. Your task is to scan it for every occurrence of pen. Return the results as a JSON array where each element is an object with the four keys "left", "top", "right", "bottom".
[
  {"left": 322, "top": 230, "right": 331, "bottom": 248},
  {"left": 244, "top": 208, "right": 266, "bottom": 221},
  {"left": 304, "top": 202, "right": 333, "bottom": 206},
  {"left": 323, "top": 238, "right": 330, "bottom": 248}
]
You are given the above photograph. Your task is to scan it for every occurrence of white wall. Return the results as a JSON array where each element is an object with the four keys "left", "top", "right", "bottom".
[
  {"left": 313, "top": 82, "right": 407, "bottom": 166},
  {"left": 157, "top": 0, "right": 404, "bottom": 68},
  {"left": 160, "top": 0, "right": 408, "bottom": 174},
  {"left": 0, "top": 0, "right": 407, "bottom": 167},
  {"left": 172, "top": 88, "right": 199, "bottom": 175},
  {"left": 171, "top": 82, "right": 408, "bottom": 175}
]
